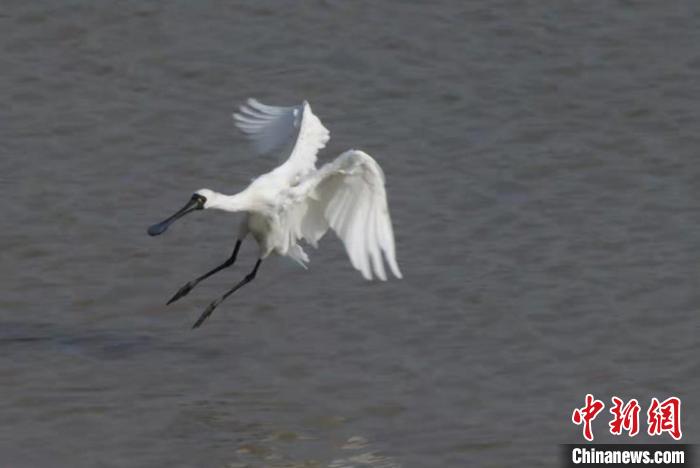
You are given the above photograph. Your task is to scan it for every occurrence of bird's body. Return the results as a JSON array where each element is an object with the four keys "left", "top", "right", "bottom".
[{"left": 148, "top": 98, "right": 401, "bottom": 327}]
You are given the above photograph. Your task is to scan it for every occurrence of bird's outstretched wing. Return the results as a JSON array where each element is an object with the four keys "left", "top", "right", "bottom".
[
  {"left": 281, "top": 150, "right": 402, "bottom": 280},
  {"left": 233, "top": 99, "right": 330, "bottom": 181}
]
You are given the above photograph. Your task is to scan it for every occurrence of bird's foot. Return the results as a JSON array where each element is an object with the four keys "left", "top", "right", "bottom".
[
  {"left": 192, "top": 299, "right": 222, "bottom": 329},
  {"left": 167, "top": 281, "right": 197, "bottom": 305}
]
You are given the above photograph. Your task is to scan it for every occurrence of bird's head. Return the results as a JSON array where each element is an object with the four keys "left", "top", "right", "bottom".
[
  {"left": 193, "top": 188, "right": 217, "bottom": 206},
  {"left": 147, "top": 189, "right": 212, "bottom": 236}
]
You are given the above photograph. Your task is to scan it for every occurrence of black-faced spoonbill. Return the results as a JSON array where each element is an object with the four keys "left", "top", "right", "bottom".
[{"left": 148, "top": 99, "right": 402, "bottom": 328}]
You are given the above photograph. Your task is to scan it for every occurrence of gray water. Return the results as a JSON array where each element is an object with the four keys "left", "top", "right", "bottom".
[{"left": 1, "top": 1, "right": 699, "bottom": 467}]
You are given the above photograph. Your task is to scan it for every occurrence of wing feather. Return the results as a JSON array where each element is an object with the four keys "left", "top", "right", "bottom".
[
  {"left": 282, "top": 150, "right": 402, "bottom": 280},
  {"left": 233, "top": 98, "right": 330, "bottom": 181}
]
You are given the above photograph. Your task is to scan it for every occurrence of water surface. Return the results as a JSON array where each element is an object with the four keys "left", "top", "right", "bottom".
[{"left": 1, "top": 1, "right": 699, "bottom": 466}]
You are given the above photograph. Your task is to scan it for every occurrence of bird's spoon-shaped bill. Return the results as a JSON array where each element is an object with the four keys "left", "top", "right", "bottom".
[{"left": 147, "top": 194, "right": 206, "bottom": 236}]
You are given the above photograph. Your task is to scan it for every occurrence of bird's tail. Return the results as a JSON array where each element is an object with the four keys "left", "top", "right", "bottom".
[{"left": 287, "top": 244, "right": 309, "bottom": 269}]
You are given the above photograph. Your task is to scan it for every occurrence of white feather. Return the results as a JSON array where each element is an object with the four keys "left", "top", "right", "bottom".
[
  {"left": 280, "top": 150, "right": 402, "bottom": 280},
  {"left": 233, "top": 99, "right": 330, "bottom": 182}
]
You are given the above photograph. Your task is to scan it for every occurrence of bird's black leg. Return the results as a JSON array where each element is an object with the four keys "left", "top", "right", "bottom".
[
  {"left": 167, "top": 240, "right": 242, "bottom": 305},
  {"left": 191, "top": 259, "right": 262, "bottom": 329}
]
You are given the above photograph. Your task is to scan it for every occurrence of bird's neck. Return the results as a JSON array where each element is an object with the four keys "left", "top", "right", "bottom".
[{"left": 207, "top": 191, "right": 254, "bottom": 213}]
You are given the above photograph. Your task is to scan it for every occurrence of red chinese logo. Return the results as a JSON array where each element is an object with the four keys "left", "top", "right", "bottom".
[
  {"left": 647, "top": 397, "right": 682, "bottom": 440},
  {"left": 572, "top": 394, "right": 605, "bottom": 441},
  {"left": 609, "top": 396, "right": 640, "bottom": 437},
  {"left": 572, "top": 395, "right": 682, "bottom": 441}
]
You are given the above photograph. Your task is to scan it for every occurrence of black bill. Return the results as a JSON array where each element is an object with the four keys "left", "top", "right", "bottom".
[{"left": 147, "top": 194, "right": 206, "bottom": 236}]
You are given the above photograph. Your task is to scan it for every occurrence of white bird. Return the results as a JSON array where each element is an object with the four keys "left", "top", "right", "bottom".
[{"left": 148, "top": 99, "right": 402, "bottom": 328}]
